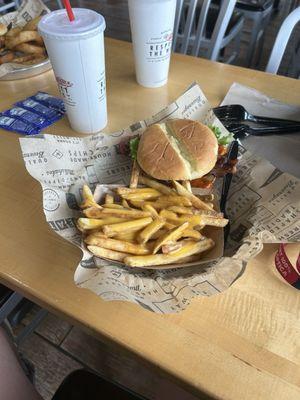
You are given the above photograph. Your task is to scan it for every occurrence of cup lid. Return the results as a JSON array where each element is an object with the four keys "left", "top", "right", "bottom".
[{"left": 38, "top": 8, "right": 105, "bottom": 40}]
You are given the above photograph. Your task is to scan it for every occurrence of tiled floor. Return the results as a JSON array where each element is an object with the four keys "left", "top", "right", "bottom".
[
  {"left": 17, "top": 307, "right": 202, "bottom": 399},
  {"left": 6, "top": 1, "right": 299, "bottom": 399}
]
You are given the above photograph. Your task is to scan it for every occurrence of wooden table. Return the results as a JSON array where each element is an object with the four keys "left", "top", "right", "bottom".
[{"left": 0, "top": 38, "right": 300, "bottom": 400}]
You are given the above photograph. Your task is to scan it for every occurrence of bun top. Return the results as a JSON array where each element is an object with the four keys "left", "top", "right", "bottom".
[{"left": 137, "top": 119, "right": 218, "bottom": 180}]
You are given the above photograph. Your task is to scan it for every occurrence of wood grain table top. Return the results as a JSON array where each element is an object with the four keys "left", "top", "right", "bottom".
[{"left": 0, "top": 38, "right": 300, "bottom": 400}]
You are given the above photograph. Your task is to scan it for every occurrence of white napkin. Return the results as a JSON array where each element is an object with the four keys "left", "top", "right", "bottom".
[{"left": 221, "top": 83, "right": 300, "bottom": 178}]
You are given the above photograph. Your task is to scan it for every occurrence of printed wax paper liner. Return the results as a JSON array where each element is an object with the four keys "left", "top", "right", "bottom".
[
  {"left": 19, "top": 83, "right": 300, "bottom": 313},
  {"left": 0, "top": 0, "right": 49, "bottom": 78}
]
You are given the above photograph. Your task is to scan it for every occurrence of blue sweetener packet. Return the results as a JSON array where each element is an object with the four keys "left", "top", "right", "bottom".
[
  {"left": 15, "top": 99, "right": 63, "bottom": 123},
  {"left": 0, "top": 114, "right": 39, "bottom": 135},
  {"left": 32, "top": 92, "right": 65, "bottom": 113},
  {"left": 4, "top": 106, "right": 51, "bottom": 130}
]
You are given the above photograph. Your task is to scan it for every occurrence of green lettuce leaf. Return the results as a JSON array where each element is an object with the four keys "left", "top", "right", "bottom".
[
  {"left": 129, "top": 136, "right": 140, "bottom": 160},
  {"left": 208, "top": 125, "right": 233, "bottom": 145}
]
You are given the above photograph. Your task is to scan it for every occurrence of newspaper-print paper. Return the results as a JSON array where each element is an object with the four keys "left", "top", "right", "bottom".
[
  {"left": 0, "top": 0, "right": 49, "bottom": 78},
  {"left": 19, "top": 83, "right": 300, "bottom": 313}
]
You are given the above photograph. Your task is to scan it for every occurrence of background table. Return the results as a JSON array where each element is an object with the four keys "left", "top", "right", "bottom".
[{"left": 0, "top": 38, "right": 300, "bottom": 400}]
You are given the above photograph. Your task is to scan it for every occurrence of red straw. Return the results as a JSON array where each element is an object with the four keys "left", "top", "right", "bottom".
[{"left": 62, "top": 0, "right": 75, "bottom": 22}]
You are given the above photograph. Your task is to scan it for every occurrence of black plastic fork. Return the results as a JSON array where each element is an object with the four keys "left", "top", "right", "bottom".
[
  {"left": 213, "top": 104, "right": 299, "bottom": 126},
  {"left": 225, "top": 122, "right": 300, "bottom": 139}
]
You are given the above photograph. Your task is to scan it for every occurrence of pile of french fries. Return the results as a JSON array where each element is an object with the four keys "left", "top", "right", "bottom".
[
  {"left": 0, "top": 16, "right": 47, "bottom": 65},
  {"left": 77, "top": 164, "right": 228, "bottom": 268}
]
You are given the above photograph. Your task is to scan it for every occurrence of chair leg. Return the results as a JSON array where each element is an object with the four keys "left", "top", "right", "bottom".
[
  {"left": 245, "top": 15, "right": 263, "bottom": 67},
  {"left": 15, "top": 308, "right": 48, "bottom": 345},
  {"left": 0, "top": 292, "right": 23, "bottom": 325},
  {"left": 255, "top": 11, "right": 273, "bottom": 68}
]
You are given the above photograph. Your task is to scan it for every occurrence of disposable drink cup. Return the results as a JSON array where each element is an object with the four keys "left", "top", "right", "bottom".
[
  {"left": 128, "top": 0, "right": 176, "bottom": 88},
  {"left": 39, "top": 9, "right": 107, "bottom": 134}
]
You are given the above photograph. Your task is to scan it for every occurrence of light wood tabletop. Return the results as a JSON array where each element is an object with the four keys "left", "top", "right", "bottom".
[{"left": 0, "top": 38, "right": 300, "bottom": 400}]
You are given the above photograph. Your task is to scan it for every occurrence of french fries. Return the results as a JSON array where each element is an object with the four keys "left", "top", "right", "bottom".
[
  {"left": 85, "top": 235, "right": 150, "bottom": 255},
  {"left": 88, "top": 246, "right": 130, "bottom": 262},
  {"left": 103, "top": 217, "right": 153, "bottom": 237},
  {"left": 78, "top": 175, "right": 226, "bottom": 268},
  {"left": 124, "top": 239, "right": 214, "bottom": 267},
  {"left": 137, "top": 218, "right": 165, "bottom": 244},
  {"left": 173, "top": 181, "right": 213, "bottom": 211}
]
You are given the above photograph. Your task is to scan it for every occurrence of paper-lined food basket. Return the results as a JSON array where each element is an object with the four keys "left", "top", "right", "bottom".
[{"left": 19, "top": 82, "right": 300, "bottom": 313}]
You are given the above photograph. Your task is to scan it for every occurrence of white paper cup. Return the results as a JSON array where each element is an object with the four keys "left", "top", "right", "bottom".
[
  {"left": 39, "top": 9, "right": 107, "bottom": 134},
  {"left": 128, "top": 0, "right": 176, "bottom": 88}
]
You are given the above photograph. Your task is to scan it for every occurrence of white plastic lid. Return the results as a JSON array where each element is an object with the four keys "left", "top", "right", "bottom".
[{"left": 38, "top": 8, "right": 106, "bottom": 40}]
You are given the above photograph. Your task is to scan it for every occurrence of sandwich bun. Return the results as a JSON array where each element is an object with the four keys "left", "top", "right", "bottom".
[{"left": 137, "top": 119, "right": 218, "bottom": 180}]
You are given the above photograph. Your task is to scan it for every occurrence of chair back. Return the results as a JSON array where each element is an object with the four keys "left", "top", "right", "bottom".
[
  {"left": 266, "top": 7, "right": 300, "bottom": 74},
  {"left": 173, "top": 0, "right": 238, "bottom": 61},
  {"left": 0, "top": 0, "right": 19, "bottom": 14}
]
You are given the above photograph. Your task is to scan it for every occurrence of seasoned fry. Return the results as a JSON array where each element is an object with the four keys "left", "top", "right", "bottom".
[
  {"left": 23, "top": 16, "right": 41, "bottom": 31},
  {"left": 142, "top": 204, "right": 158, "bottom": 218},
  {"left": 80, "top": 185, "right": 101, "bottom": 209},
  {"left": 167, "top": 206, "right": 193, "bottom": 215},
  {"left": 85, "top": 235, "right": 150, "bottom": 255},
  {"left": 116, "top": 187, "right": 160, "bottom": 195},
  {"left": 193, "top": 209, "right": 223, "bottom": 217},
  {"left": 131, "top": 195, "right": 192, "bottom": 210},
  {"left": 100, "top": 208, "right": 151, "bottom": 219},
  {"left": 152, "top": 222, "right": 189, "bottom": 254},
  {"left": 5, "top": 27, "right": 22, "bottom": 38},
  {"left": 161, "top": 213, "right": 203, "bottom": 227},
  {"left": 103, "top": 217, "right": 153, "bottom": 237},
  {"left": 150, "top": 228, "right": 168, "bottom": 239},
  {"left": 122, "top": 199, "right": 131, "bottom": 209},
  {"left": 162, "top": 240, "right": 197, "bottom": 254},
  {"left": 159, "top": 210, "right": 178, "bottom": 220},
  {"left": 78, "top": 217, "right": 127, "bottom": 230},
  {"left": 130, "top": 160, "right": 140, "bottom": 188},
  {"left": 173, "top": 181, "right": 213, "bottom": 211},
  {"left": 88, "top": 245, "right": 130, "bottom": 262},
  {"left": 102, "top": 204, "right": 124, "bottom": 209},
  {"left": 138, "top": 175, "right": 176, "bottom": 196},
  {"left": 124, "top": 239, "right": 214, "bottom": 267},
  {"left": 137, "top": 218, "right": 165, "bottom": 244},
  {"left": 83, "top": 207, "right": 106, "bottom": 218},
  {"left": 105, "top": 194, "right": 114, "bottom": 204},
  {"left": 6, "top": 31, "right": 44, "bottom": 49},
  {"left": 121, "top": 191, "right": 161, "bottom": 201},
  {"left": 200, "top": 215, "right": 228, "bottom": 227},
  {"left": 114, "top": 231, "right": 137, "bottom": 242},
  {"left": 11, "top": 54, "right": 36, "bottom": 63},
  {"left": 182, "top": 180, "right": 192, "bottom": 192},
  {"left": 0, "top": 51, "right": 14, "bottom": 64},
  {"left": 181, "top": 229, "right": 202, "bottom": 239}
]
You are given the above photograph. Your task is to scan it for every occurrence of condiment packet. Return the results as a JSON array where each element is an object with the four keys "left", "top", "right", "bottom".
[
  {"left": 31, "top": 92, "right": 65, "bottom": 113},
  {"left": 0, "top": 114, "right": 39, "bottom": 135},
  {"left": 3, "top": 106, "right": 52, "bottom": 130},
  {"left": 15, "top": 98, "right": 63, "bottom": 123}
]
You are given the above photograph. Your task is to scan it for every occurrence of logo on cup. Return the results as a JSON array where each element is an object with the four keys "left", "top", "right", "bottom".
[
  {"left": 147, "top": 32, "right": 173, "bottom": 61},
  {"left": 56, "top": 76, "right": 75, "bottom": 106}
]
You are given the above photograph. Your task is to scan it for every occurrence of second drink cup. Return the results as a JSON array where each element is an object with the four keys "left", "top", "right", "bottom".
[
  {"left": 128, "top": 0, "right": 176, "bottom": 88},
  {"left": 38, "top": 9, "right": 107, "bottom": 134}
]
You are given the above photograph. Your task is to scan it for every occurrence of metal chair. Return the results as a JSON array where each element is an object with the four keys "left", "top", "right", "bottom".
[
  {"left": 266, "top": 7, "right": 300, "bottom": 75},
  {"left": 235, "top": 0, "right": 274, "bottom": 67},
  {"left": 0, "top": 284, "right": 48, "bottom": 345},
  {"left": 0, "top": 0, "right": 19, "bottom": 14},
  {"left": 173, "top": 0, "right": 244, "bottom": 63}
]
